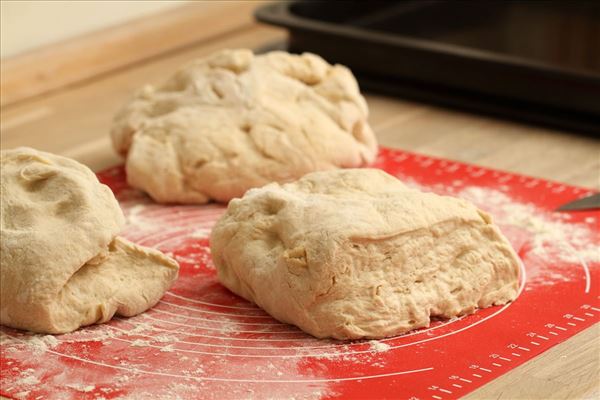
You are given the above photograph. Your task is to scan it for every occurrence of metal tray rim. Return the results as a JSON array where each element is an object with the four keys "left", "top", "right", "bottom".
[{"left": 255, "top": 1, "right": 600, "bottom": 82}]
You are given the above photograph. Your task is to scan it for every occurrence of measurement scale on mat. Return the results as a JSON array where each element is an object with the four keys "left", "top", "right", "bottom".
[{"left": 423, "top": 304, "right": 598, "bottom": 400}]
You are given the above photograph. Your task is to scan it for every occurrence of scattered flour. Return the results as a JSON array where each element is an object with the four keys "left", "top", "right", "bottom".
[
  {"left": 458, "top": 186, "right": 599, "bottom": 264},
  {"left": 66, "top": 383, "right": 95, "bottom": 392},
  {"left": 154, "top": 335, "right": 175, "bottom": 343},
  {"left": 368, "top": 340, "right": 391, "bottom": 352},
  {"left": 123, "top": 204, "right": 158, "bottom": 232},
  {"left": 15, "top": 368, "right": 40, "bottom": 386},
  {"left": 25, "top": 334, "right": 60, "bottom": 353},
  {"left": 189, "top": 228, "right": 212, "bottom": 239},
  {"left": 130, "top": 339, "right": 150, "bottom": 347},
  {"left": 406, "top": 177, "right": 598, "bottom": 268},
  {"left": 159, "top": 344, "right": 175, "bottom": 352},
  {"left": 14, "top": 391, "right": 30, "bottom": 399},
  {"left": 1, "top": 333, "right": 60, "bottom": 355},
  {"left": 66, "top": 329, "right": 114, "bottom": 343},
  {"left": 127, "top": 322, "right": 154, "bottom": 335}
]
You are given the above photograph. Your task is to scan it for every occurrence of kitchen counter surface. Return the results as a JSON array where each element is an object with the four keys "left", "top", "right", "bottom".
[{"left": 1, "top": 4, "right": 598, "bottom": 399}]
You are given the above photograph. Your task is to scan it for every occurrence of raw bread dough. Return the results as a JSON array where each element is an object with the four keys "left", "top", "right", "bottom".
[
  {"left": 211, "top": 168, "right": 520, "bottom": 340},
  {"left": 111, "top": 49, "right": 377, "bottom": 204},
  {"left": 0, "top": 147, "right": 179, "bottom": 334}
]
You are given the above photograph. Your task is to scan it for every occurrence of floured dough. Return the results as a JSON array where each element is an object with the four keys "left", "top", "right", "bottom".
[
  {"left": 0, "top": 147, "right": 179, "bottom": 334},
  {"left": 111, "top": 49, "right": 377, "bottom": 204},
  {"left": 211, "top": 169, "right": 520, "bottom": 340}
]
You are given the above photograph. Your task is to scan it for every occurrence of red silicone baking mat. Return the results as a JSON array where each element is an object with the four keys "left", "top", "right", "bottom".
[{"left": 1, "top": 147, "right": 598, "bottom": 400}]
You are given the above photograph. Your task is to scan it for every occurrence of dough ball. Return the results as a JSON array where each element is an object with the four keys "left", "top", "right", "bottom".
[
  {"left": 211, "top": 168, "right": 520, "bottom": 340},
  {"left": 111, "top": 49, "right": 377, "bottom": 204},
  {"left": 0, "top": 147, "right": 179, "bottom": 334}
]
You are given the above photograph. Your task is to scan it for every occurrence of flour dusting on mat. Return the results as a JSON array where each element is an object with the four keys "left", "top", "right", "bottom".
[
  {"left": 368, "top": 340, "right": 391, "bottom": 352},
  {"left": 15, "top": 368, "right": 40, "bottom": 386},
  {"left": 130, "top": 339, "right": 151, "bottom": 347},
  {"left": 1, "top": 332, "right": 59, "bottom": 355},
  {"left": 65, "top": 383, "right": 95, "bottom": 392},
  {"left": 189, "top": 228, "right": 212, "bottom": 239},
  {"left": 399, "top": 176, "right": 598, "bottom": 287},
  {"left": 2, "top": 152, "right": 599, "bottom": 400},
  {"left": 459, "top": 186, "right": 598, "bottom": 264},
  {"left": 159, "top": 344, "right": 175, "bottom": 352}
]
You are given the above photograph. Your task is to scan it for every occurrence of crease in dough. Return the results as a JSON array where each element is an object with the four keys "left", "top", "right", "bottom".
[{"left": 0, "top": 147, "right": 179, "bottom": 334}]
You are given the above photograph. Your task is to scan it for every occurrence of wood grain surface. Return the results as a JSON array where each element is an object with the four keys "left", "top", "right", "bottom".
[
  {"left": 0, "top": 1, "right": 264, "bottom": 107},
  {"left": 1, "top": 3, "right": 598, "bottom": 399}
]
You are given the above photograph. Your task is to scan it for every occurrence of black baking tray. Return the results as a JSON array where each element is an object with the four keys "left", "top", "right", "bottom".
[{"left": 255, "top": 1, "right": 600, "bottom": 135}]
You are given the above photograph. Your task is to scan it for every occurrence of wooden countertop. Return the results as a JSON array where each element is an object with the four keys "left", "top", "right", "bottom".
[{"left": 1, "top": 3, "right": 598, "bottom": 399}]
